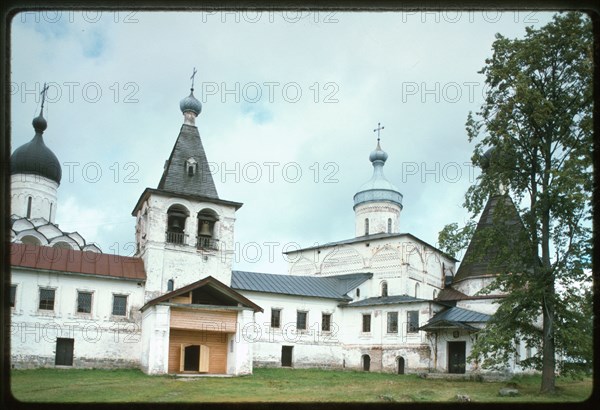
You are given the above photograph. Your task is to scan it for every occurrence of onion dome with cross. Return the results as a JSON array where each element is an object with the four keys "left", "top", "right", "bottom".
[
  {"left": 180, "top": 67, "right": 202, "bottom": 125},
  {"left": 10, "top": 83, "right": 62, "bottom": 185},
  {"left": 353, "top": 123, "right": 403, "bottom": 237},
  {"left": 353, "top": 123, "right": 403, "bottom": 209}
]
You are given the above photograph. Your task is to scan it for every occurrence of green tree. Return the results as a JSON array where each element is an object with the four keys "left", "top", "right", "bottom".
[{"left": 438, "top": 12, "right": 593, "bottom": 393}]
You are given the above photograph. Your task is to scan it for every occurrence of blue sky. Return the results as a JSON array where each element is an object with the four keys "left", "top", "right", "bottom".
[{"left": 10, "top": 10, "right": 558, "bottom": 273}]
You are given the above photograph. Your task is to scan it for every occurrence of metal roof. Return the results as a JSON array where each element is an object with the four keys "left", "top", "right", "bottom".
[
  {"left": 10, "top": 243, "right": 146, "bottom": 281},
  {"left": 231, "top": 271, "right": 372, "bottom": 300},
  {"left": 420, "top": 306, "right": 491, "bottom": 331},
  {"left": 454, "top": 194, "right": 526, "bottom": 282},
  {"left": 345, "top": 294, "right": 426, "bottom": 307},
  {"left": 11, "top": 130, "right": 62, "bottom": 184}
]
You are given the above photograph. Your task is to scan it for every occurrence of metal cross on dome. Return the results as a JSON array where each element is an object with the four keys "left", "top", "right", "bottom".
[
  {"left": 40, "top": 82, "right": 49, "bottom": 112},
  {"left": 190, "top": 67, "right": 197, "bottom": 90},
  {"left": 373, "top": 122, "right": 385, "bottom": 142}
]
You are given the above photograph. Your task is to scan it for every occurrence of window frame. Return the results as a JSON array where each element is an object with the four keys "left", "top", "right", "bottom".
[
  {"left": 362, "top": 313, "right": 372, "bottom": 333},
  {"left": 387, "top": 311, "right": 398, "bottom": 334},
  {"left": 112, "top": 294, "right": 128, "bottom": 317},
  {"left": 407, "top": 310, "right": 419, "bottom": 333},
  {"left": 271, "top": 308, "right": 281, "bottom": 328},
  {"left": 38, "top": 287, "right": 56, "bottom": 311},
  {"left": 10, "top": 284, "right": 17, "bottom": 308},
  {"left": 76, "top": 290, "right": 93, "bottom": 314},
  {"left": 296, "top": 311, "right": 308, "bottom": 331},
  {"left": 381, "top": 281, "right": 388, "bottom": 297},
  {"left": 321, "top": 313, "right": 332, "bottom": 332}
]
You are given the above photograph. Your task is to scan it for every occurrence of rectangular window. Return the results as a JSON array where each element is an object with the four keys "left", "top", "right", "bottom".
[
  {"left": 407, "top": 310, "right": 419, "bottom": 333},
  {"left": 362, "top": 314, "right": 371, "bottom": 332},
  {"left": 387, "top": 312, "right": 398, "bottom": 333},
  {"left": 112, "top": 295, "right": 127, "bottom": 316},
  {"left": 77, "top": 291, "right": 92, "bottom": 314},
  {"left": 296, "top": 311, "right": 307, "bottom": 330},
  {"left": 39, "top": 288, "right": 55, "bottom": 310},
  {"left": 271, "top": 308, "right": 281, "bottom": 328},
  {"left": 322, "top": 313, "right": 331, "bottom": 332},
  {"left": 10, "top": 285, "right": 16, "bottom": 308}
]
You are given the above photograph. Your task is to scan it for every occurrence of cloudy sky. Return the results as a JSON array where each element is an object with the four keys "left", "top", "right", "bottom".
[{"left": 10, "top": 10, "right": 557, "bottom": 273}]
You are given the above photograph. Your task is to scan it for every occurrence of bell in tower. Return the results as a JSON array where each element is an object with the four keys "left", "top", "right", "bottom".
[{"left": 199, "top": 220, "right": 211, "bottom": 236}]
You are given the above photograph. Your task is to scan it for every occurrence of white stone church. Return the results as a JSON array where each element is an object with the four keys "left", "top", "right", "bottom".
[{"left": 9, "top": 80, "right": 532, "bottom": 376}]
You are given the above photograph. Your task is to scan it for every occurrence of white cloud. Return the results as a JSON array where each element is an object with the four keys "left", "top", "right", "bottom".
[{"left": 10, "top": 10, "right": 558, "bottom": 271}]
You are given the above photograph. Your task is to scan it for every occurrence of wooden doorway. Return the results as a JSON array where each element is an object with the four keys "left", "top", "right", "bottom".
[
  {"left": 55, "top": 338, "right": 74, "bottom": 366},
  {"left": 362, "top": 354, "right": 370, "bottom": 371},
  {"left": 397, "top": 356, "right": 405, "bottom": 374},
  {"left": 281, "top": 346, "right": 293, "bottom": 367},
  {"left": 448, "top": 341, "right": 466, "bottom": 374},
  {"left": 179, "top": 344, "right": 210, "bottom": 373}
]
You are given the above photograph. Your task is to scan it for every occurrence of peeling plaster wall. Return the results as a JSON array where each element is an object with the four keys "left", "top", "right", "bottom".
[
  {"left": 286, "top": 237, "right": 453, "bottom": 304},
  {"left": 10, "top": 268, "right": 144, "bottom": 369},
  {"left": 354, "top": 202, "right": 401, "bottom": 236},
  {"left": 238, "top": 291, "right": 434, "bottom": 373},
  {"left": 135, "top": 195, "right": 237, "bottom": 300}
]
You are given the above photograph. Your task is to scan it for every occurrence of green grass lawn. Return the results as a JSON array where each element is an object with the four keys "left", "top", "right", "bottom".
[{"left": 10, "top": 368, "right": 593, "bottom": 403}]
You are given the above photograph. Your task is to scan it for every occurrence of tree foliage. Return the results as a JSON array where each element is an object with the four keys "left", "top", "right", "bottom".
[{"left": 438, "top": 12, "right": 593, "bottom": 392}]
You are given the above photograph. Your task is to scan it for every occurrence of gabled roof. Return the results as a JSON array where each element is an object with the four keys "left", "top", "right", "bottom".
[
  {"left": 436, "top": 286, "right": 507, "bottom": 302},
  {"left": 436, "top": 287, "right": 469, "bottom": 301},
  {"left": 454, "top": 194, "right": 525, "bottom": 282},
  {"left": 419, "top": 306, "right": 491, "bottom": 331},
  {"left": 283, "top": 232, "right": 458, "bottom": 262},
  {"left": 157, "top": 124, "right": 219, "bottom": 199},
  {"left": 141, "top": 275, "right": 262, "bottom": 312},
  {"left": 10, "top": 243, "right": 145, "bottom": 281},
  {"left": 231, "top": 271, "right": 372, "bottom": 300},
  {"left": 344, "top": 294, "right": 426, "bottom": 307}
]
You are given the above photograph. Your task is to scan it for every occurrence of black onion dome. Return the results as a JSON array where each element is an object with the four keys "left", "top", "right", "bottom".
[
  {"left": 10, "top": 115, "right": 62, "bottom": 184},
  {"left": 480, "top": 146, "right": 496, "bottom": 172}
]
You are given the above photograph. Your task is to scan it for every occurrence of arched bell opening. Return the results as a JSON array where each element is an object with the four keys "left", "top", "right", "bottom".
[
  {"left": 197, "top": 208, "right": 219, "bottom": 250},
  {"left": 166, "top": 204, "right": 189, "bottom": 245}
]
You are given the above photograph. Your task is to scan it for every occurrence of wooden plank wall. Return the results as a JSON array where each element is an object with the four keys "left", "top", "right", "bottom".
[
  {"left": 170, "top": 308, "right": 237, "bottom": 333},
  {"left": 168, "top": 329, "right": 229, "bottom": 374}
]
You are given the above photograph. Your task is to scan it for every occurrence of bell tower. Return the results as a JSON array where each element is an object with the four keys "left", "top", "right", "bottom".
[{"left": 132, "top": 70, "right": 243, "bottom": 301}]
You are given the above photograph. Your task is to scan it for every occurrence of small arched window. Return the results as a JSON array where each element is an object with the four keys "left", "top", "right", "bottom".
[
  {"left": 26, "top": 196, "right": 32, "bottom": 218},
  {"left": 364, "top": 218, "right": 369, "bottom": 236},
  {"left": 185, "top": 157, "right": 198, "bottom": 176},
  {"left": 167, "top": 279, "right": 174, "bottom": 292},
  {"left": 49, "top": 202, "right": 53, "bottom": 221},
  {"left": 381, "top": 281, "right": 388, "bottom": 297},
  {"left": 356, "top": 288, "right": 360, "bottom": 297},
  {"left": 415, "top": 282, "right": 420, "bottom": 298},
  {"left": 433, "top": 289, "right": 437, "bottom": 300},
  {"left": 387, "top": 218, "right": 392, "bottom": 233},
  {"left": 21, "top": 235, "right": 41, "bottom": 246}
]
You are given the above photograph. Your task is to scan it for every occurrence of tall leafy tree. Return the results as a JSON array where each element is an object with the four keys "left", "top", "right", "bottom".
[{"left": 439, "top": 12, "right": 593, "bottom": 393}]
